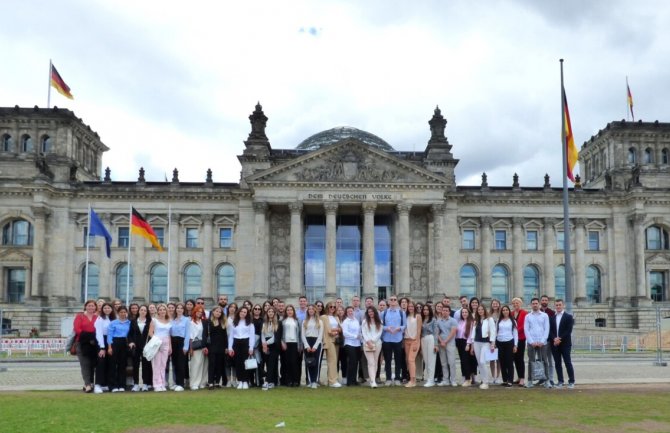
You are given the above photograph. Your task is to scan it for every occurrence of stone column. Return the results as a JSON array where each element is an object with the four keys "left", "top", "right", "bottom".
[
  {"left": 168, "top": 213, "right": 180, "bottom": 301},
  {"left": 574, "top": 218, "right": 587, "bottom": 304},
  {"left": 444, "top": 200, "right": 460, "bottom": 298},
  {"left": 30, "top": 205, "right": 50, "bottom": 300},
  {"left": 432, "top": 204, "right": 446, "bottom": 298},
  {"left": 543, "top": 218, "right": 555, "bottom": 300},
  {"left": 253, "top": 202, "right": 269, "bottom": 296},
  {"left": 633, "top": 214, "right": 650, "bottom": 304},
  {"left": 480, "top": 217, "right": 492, "bottom": 300},
  {"left": 202, "top": 213, "right": 214, "bottom": 303},
  {"left": 289, "top": 202, "right": 304, "bottom": 296},
  {"left": 512, "top": 217, "right": 524, "bottom": 299},
  {"left": 397, "top": 203, "right": 412, "bottom": 294},
  {"left": 611, "top": 214, "right": 630, "bottom": 306},
  {"left": 362, "top": 203, "right": 377, "bottom": 299},
  {"left": 325, "top": 202, "right": 338, "bottom": 298},
  {"left": 67, "top": 211, "right": 78, "bottom": 301}
]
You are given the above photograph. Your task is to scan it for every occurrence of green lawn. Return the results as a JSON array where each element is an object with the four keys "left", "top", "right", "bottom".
[{"left": 1, "top": 386, "right": 669, "bottom": 433}]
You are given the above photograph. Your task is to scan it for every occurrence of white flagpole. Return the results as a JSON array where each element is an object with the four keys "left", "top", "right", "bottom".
[
  {"left": 47, "top": 60, "right": 52, "bottom": 109},
  {"left": 167, "top": 204, "right": 172, "bottom": 303},
  {"left": 126, "top": 204, "right": 132, "bottom": 306},
  {"left": 84, "top": 203, "right": 91, "bottom": 301}
]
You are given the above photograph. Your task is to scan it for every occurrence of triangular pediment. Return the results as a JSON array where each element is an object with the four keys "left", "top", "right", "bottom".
[
  {"left": 246, "top": 140, "right": 449, "bottom": 186},
  {"left": 0, "top": 248, "right": 32, "bottom": 263},
  {"left": 646, "top": 252, "right": 670, "bottom": 264}
]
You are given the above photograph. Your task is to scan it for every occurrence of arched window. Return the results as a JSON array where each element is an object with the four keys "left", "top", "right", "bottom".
[
  {"left": 183, "top": 263, "right": 202, "bottom": 299},
  {"left": 216, "top": 263, "right": 235, "bottom": 296},
  {"left": 644, "top": 148, "right": 653, "bottom": 164},
  {"left": 21, "top": 134, "right": 33, "bottom": 152},
  {"left": 2, "top": 219, "right": 33, "bottom": 246},
  {"left": 555, "top": 265, "right": 566, "bottom": 301},
  {"left": 115, "top": 263, "right": 134, "bottom": 302},
  {"left": 150, "top": 263, "right": 168, "bottom": 303},
  {"left": 491, "top": 265, "right": 509, "bottom": 303},
  {"left": 459, "top": 264, "right": 477, "bottom": 298},
  {"left": 586, "top": 265, "right": 601, "bottom": 303},
  {"left": 41, "top": 135, "right": 52, "bottom": 153},
  {"left": 646, "top": 226, "right": 669, "bottom": 250},
  {"left": 662, "top": 149, "right": 669, "bottom": 165},
  {"left": 628, "top": 147, "right": 637, "bottom": 164},
  {"left": 80, "top": 262, "right": 99, "bottom": 301},
  {"left": 2, "top": 134, "right": 12, "bottom": 152},
  {"left": 523, "top": 265, "right": 540, "bottom": 302}
]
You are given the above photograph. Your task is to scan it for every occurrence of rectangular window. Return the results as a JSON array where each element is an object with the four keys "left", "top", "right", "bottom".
[
  {"left": 462, "top": 229, "right": 475, "bottom": 250},
  {"left": 83, "top": 227, "right": 96, "bottom": 247},
  {"left": 556, "top": 231, "right": 565, "bottom": 250},
  {"left": 7, "top": 268, "right": 26, "bottom": 303},
  {"left": 186, "top": 228, "right": 199, "bottom": 248},
  {"left": 588, "top": 231, "right": 600, "bottom": 251},
  {"left": 118, "top": 227, "right": 129, "bottom": 248},
  {"left": 526, "top": 230, "right": 538, "bottom": 250},
  {"left": 219, "top": 228, "right": 233, "bottom": 248},
  {"left": 495, "top": 230, "right": 507, "bottom": 250},
  {"left": 153, "top": 227, "right": 165, "bottom": 248}
]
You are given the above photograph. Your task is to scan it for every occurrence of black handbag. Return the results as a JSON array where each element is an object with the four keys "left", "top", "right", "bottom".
[
  {"left": 191, "top": 338, "right": 205, "bottom": 350},
  {"left": 305, "top": 355, "right": 317, "bottom": 367}
]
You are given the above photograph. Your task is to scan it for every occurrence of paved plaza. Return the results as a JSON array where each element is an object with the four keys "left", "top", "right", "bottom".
[{"left": 0, "top": 355, "right": 667, "bottom": 392}]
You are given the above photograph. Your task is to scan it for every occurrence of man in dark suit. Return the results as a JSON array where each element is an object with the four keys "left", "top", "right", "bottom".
[{"left": 550, "top": 299, "right": 575, "bottom": 389}]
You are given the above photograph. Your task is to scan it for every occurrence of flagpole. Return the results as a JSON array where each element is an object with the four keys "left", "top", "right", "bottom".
[
  {"left": 47, "top": 60, "right": 52, "bottom": 109},
  {"left": 84, "top": 203, "right": 91, "bottom": 301},
  {"left": 560, "top": 59, "right": 574, "bottom": 315},
  {"left": 167, "top": 204, "right": 172, "bottom": 303},
  {"left": 126, "top": 204, "right": 132, "bottom": 306}
]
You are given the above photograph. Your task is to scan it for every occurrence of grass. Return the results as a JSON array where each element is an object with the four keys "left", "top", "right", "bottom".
[{"left": 1, "top": 386, "right": 670, "bottom": 433}]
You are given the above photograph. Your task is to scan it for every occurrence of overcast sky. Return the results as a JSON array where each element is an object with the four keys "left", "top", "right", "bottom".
[{"left": 2, "top": 0, "right": 669, "bottom": 186}]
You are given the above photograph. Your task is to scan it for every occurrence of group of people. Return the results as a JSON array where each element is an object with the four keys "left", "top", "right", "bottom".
[{"left": 72, "top": 293, "right": 575, "bottom": 393}]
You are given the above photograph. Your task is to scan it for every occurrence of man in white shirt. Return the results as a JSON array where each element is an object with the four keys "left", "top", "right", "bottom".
[{"left": 524, "top": 298, "right": 551, "bottom": 388}]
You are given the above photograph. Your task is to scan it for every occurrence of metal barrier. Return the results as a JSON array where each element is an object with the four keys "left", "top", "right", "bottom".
[
  {"left": 0, "top": 338, "right": 67, "bottom": 357},
  {"left": 572, "top": 335, "right": 655, "bottom": 352}
]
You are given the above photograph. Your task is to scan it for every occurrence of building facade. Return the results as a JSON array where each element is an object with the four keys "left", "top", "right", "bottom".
[{"left": 1, "top": 104, "right": 669, "bottom": 335}]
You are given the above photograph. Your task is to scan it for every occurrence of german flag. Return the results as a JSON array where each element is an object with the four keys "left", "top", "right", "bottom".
[
  {"left": 50, "top": 64, "right": 74, "bottom": 99},
  {"left": 131, "top": 207, "right": 164, "bottom": 251},
  {"left": 562, "top": 86, "right": 578, "bottom": 182},
  {"left": 627, "top": 80, "right": 635, "bottom": 122}
]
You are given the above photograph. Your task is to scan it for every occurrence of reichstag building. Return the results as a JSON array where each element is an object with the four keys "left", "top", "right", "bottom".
[{"left": 1, "top": 104, "right": 669, "bottom": 335}]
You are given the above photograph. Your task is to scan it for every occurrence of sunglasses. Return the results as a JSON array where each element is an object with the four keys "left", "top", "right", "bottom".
[
  {"left": 196, "top": 302, "right": 205, "bottom": 305},
  {"left": 329, "top": 306, "right": 336, "bottom": 309},
  {"left": 253, "top": 307, "right": 261, "bottom": 311},
  {"left": 390, "top": 298, "right": 397, "bottom": 301}
]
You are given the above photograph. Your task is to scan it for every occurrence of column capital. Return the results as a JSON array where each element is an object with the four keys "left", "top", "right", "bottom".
[
  {"left": 202, "top": 213, "right": 214, "bottom": 223},
  {"left": 324, "top": 202, "right": 338, "bottom": 215},
  {"left": 30, "top": 205, "right": 51, "bottom": 220},
  {"left": 512, "top": 216, "right": 525, "bottom": 226},
  {"left": 575, "top": 218, "right": 588, "bottom": 227},
  {"left": 396, "top": 203, "right": 412, "bottom": 215},
  {"left": 431, "top": 203, "right": 446, "bottom": 215},
  {"left": 289, "top": 201, "right": 303, "bottom": 214},
  {"left": 253, "top": 201, "right": 268, "bottom": 213},
  {"left": 481, "top": 216, "right": 493, "bottom": 226},
  {"left": 631, "top": 213, "right": 646, "bottom": 226},
  {"left": 362, "top": 202, "right": 377, "bottom": 215}
]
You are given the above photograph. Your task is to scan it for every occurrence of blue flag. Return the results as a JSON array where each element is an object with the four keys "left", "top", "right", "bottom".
[{"left": 89, "top": 208, "right": 112, "bottom": 258}]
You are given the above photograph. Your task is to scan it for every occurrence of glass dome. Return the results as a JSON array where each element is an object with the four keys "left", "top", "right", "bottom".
[{"left": 296, "top": 126, "right": 394, "bottom": 152}]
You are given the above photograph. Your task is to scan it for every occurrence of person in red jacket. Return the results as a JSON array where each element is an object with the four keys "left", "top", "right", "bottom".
[
  {"left": 511, "top": 297, "right": 527, "bottom": 387},
  {"left": 74, "top": 300, "right": 98, "bottom": 393}
]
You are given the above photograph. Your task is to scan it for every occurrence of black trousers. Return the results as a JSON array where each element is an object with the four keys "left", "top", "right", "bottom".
[
  {"left": 434, "top": 352, "right": 443, "bottom": 382},
  {"left": 95, "top": 342, "right": 112, "bottom": 386},
  {"left": 208, "top": 352, "right": 227, "bottom": 386},
  {"left": 170, "top": 336, "right": 187, "bottom": 387},
  {"left": 304, "top": 337, "right": 322, "bottom": 385},
  {"left": 497, "top": 339, "right": 515, "bottom": 384},
  {"left": 345, "top": 344, "right": 360, "bottom": 386},
  {"left": 283, "top": 342, "right": 300, "bottom": 386},
  {"left": 262, "top": 346, "right": 279, "bottom": 385},
  {"left": 338, "top": 344, "right": 347, "bottom": 378},
  {"left": 233, "top": 338, "right": 251, "bottom": 382},
  {"left": 514, "top": 339, "right": 526, "bottom": 380},
  {"left": 455, "top": 338, "right": 472, "bottom": 379},
  {"left": 382, "top": 341, "right": 402, "bottom": 381},
  {"left": 110, "top": 338, "right": 129, "bottom": 389},
  {"left": 132, "top": 345, "right": 152, "bottom": 386}
]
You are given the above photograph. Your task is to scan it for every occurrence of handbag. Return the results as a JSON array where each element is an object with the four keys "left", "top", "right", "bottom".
[
  {"left": 531, "top": 352, "right": 547, "bottom": 381},
  {"left": 364, "top": 342, "right": 377, "bottom": 352},
  {"left": 191, "top": 338, "right": 205, "bottom": 350},
  {"left": 305, "top": 354, "right": 317, "bottom": 367},
  {"left": 244, "top": 357, "right": 258, "bottom": 370},
  {"left": 143, "top": 335, "right": 162, "bottom": 361},
  {"left": 334, "top": 334, "right": 344, "bottom": 346},
  {"left": 66, "top": 330, "right": 76, "bottom": 355}
]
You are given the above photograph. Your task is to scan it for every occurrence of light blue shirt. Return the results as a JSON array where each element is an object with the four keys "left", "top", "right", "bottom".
[
  {"left": 106, "top": 319, "right": 131, "bottom": 345},
  {"left": 381, "top": 308, "right": 406, "bottom": 343},
  {"left": 170, "top": 316, "right": 191, "bottom": 351}
]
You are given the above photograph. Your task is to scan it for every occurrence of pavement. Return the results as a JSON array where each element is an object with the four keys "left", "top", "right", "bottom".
[{"left": 0, "top": 354, "right": 668, "bottom": 392}]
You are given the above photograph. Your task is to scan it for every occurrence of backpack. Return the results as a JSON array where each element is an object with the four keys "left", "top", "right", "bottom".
[{"left": 382, "top": 309, "right": 405, "bottom": 327}]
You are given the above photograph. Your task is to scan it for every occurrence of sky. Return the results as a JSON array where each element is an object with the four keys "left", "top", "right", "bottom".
[{"left": 1, "top": 0, "right": 669, "bottom": 187}]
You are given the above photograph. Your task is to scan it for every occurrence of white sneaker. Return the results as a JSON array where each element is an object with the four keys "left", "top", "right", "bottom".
[
  {"left": 236, "top": 382, "right": 243, "bottom": 390},
  {"left": 131, "top": 385, "right": 140, "bottom": 392},
  {"left": 329, "top": 382, "right": 342, "bottom": 388},
  {"left": 141, "top": 384, "right": 149, "bottom": 392},
  {"left": 154, "top": 386, "right": 165, "bottom": 392},
  {"left": 190, "top": 386, "right": 199, "bottom": 391},
  {"left": 242, "top": 382, "right": 249, "bottom": 389},
  {"left": 174, "top": 385, "right": 184, "bottom": 392},
  {"left": 262, "top": 383, "right": 269, "bottom": 391},
  {"left": 423, "top": 381, "right": 435, "bottom": 388},
  {"left": 394, "top": 380, "right": 402, "bottom": 386},
  {"left": 384, "top": 380, "right": 393, "bottom": 386},
  {"left": 169, "top": 385, "right": 177, "bottom": 391},
  {"left": 101, "top": 386, "right": 109, "bottom": 392},
  {"left": 370, "top": 381, "right": 377, "bottom": 388},
  {"left": 451, "top": 381, "right": 458, "bottom": 387},
  {"left": 93, "top": 385, "right": 103, "bottom": 394},
  {"left": 111, "top": 388, "right": 120, "bottom": 393},
  {"left": 479, "top": 383, "right": 489, "bottom": 389}
]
